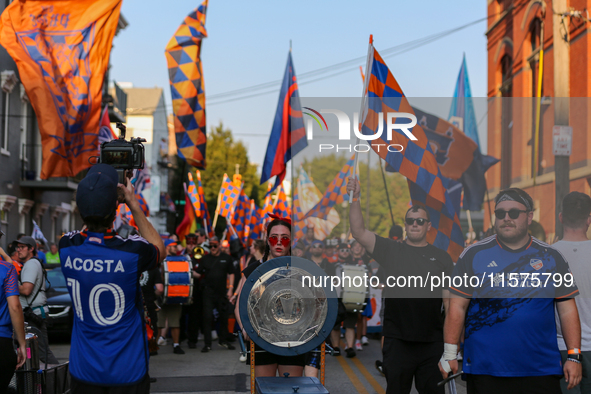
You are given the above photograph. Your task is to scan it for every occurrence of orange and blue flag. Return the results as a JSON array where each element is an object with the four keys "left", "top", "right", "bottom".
[
  {"left": 361, "top": 44, "right": 464, "bottom": 260},
  {"left": 273, "top": 185, "right": 291, "bottom": 219},
  {"left": 187, "top": 172, "right": 201, "bottom": 215},
  {"left": 165, "top": 0, "right": 208, "bottom": 169},
  {"left": 135, "top": 192, "right": 150, "bottom": 217},
  {"left": 412, "top": 107, "right": 498, "bottom": 211},
  {"left": 0, "top": 0, "right": 123, "bottom": 178},
  {"left": 195, "top": 170, "right": 214, "bottom": 237},
  {"left": 218, "top": 174, "right": 242, "bottom": 219},
  {"left": 248, "top": 200, "right": 264, "bottom": 242},
  {"left": 261, "top": 51, "right": 306, "bottom": 192},
  {"left": 302, "top": 156, "right": 355, "bottom": 221},
  {"left": 230, "top": 190, "right": 251, "bottom": 246}
]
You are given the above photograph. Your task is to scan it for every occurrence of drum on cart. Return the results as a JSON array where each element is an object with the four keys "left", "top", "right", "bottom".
[{"left": 162, "top": 255, "right": 193, "bottom": 305}]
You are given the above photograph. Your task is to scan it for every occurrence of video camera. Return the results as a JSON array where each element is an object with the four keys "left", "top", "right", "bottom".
[{"left": 99, "top": 122, "right": 146, "bottom": 184}]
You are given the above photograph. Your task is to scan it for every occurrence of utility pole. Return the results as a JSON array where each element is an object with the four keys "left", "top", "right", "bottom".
[{"left": 553, "top": 1, "right": 570, "bottom": 239}]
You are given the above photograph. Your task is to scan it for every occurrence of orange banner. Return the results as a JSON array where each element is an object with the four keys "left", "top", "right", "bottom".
[{"left": 0, "top": 0, "right": 122, "bottom": 178}]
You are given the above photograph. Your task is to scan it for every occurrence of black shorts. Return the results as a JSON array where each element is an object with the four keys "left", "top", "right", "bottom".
[
  {"left": 245, "top": 342, "right": 306, "bottom": 367},
  {"left": 465, "top": 374, "right": 561, "bottom": 394},
  {"left": 70, "top": 374, "right": 150, "bottom": 394},
  {"left": 333, "top": 311, "right": 357, "bottom": 330}
]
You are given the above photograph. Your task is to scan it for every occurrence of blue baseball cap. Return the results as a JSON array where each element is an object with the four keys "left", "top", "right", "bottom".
[
  {"left": 164, "top": 239, "right": 177, "bottom": 247},
  {"left": 77, "top": 164, "right": 118, "bottom": 219}
]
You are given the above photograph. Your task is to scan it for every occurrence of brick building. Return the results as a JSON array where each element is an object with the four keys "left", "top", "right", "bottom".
[{"left": 485, "top": 0, "right": 591, "bottom": 240}]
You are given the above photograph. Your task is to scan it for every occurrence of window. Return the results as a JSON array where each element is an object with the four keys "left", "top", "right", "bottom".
[{"left": 0, "top": 90, "right": 9, "bottom": 155}]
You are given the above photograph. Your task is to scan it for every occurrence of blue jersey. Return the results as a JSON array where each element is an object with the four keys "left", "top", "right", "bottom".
[
  {"left": 0, "top": 261, "right": 18, "bottom": 338},
  {"left": 450, "top": 235, "right": 578, "bottom": 377},
  {"left": 60, "top": 229, "right": 159, "bottom": 386}
]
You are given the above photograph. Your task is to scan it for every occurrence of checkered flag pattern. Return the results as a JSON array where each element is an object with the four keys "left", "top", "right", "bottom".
[
  {"left": 165, "top": 0, "right": 208, "bottom": 169},
  {"left": 362, "top": 44, "right": 464, "bottom": 260},
  {"left": 218, "top": 174, "right": 242, "bottom": 219},
  {"left": 302, "top": 156, "right": 355, "bottom": 221}
]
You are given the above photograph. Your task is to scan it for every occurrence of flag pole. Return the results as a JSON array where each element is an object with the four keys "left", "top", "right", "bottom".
[
  {"left": 379, "top": 160, "right": 395, "bottom": 225},
  {"left": 350, "top": 34, "right": 373, "bottom": 203},
  {"left": 212, "top": 192, "right": 222, "bottom": 229}
]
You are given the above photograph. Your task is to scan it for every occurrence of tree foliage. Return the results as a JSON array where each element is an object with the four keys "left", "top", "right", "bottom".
[{"left": 299, "top": 153, "right": 410, "bottom": 239}]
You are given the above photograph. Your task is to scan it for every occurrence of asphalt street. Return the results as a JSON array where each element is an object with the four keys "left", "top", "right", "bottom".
[{"left": 48, "top": 335, "right": 466, "bottom": 394}]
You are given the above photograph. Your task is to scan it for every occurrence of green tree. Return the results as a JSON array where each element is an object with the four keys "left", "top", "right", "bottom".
[
  {"left": 196, "top": 122, "right": 261, "bottom": 235},
  {"left": 299, "top": 153, "right": 410, "bottom": 239}
]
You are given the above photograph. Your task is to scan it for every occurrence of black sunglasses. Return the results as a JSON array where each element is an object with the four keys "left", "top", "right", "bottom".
[
  {"left": 494, "top": 209, "right": 528, "bottom": 220},
  {"left": 405, "top": 218, "right": 428, "bottom": 226}
]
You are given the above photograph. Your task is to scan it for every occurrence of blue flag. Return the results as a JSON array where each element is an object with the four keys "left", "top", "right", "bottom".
[{"left": 260, "top": 51, "right": 307, "bottom": 192}]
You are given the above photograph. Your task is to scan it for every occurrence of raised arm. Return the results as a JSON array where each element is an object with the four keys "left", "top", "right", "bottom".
[{"left": 346, "top": 176, "right": 376, "bottom": 254}]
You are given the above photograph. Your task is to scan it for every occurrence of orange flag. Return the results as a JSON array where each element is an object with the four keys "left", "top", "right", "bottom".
[{"left": 0, "top": 0, "right": 122, "bottom": 178}]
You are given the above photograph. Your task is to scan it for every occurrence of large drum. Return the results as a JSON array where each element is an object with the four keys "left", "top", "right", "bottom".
[
  {"left": 162, "top": 255, "right": 193, "bottom": 305},
  {"left": 338, "top": 264, "right": 368, "bottom": 312}
]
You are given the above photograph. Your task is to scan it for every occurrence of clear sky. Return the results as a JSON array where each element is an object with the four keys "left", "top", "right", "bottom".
[{"left": 109, "top": 0, "right": 489, "bottom": 171}]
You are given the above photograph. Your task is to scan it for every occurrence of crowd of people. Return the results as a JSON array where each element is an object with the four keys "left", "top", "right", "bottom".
[{"left": 2, "top": 163, "right": 591, "bottom": 394}]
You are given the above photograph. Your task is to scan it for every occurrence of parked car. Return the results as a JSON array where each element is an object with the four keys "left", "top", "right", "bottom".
[{"left": 45, "top": 267, "right": 73, "bottom": 335}]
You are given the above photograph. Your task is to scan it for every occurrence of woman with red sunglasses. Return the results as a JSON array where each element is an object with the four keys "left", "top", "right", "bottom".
[{"left": 234, "top": 215, "right": 306, "bottom": 378}]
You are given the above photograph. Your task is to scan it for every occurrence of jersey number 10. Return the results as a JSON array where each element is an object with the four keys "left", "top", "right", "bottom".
[{"left": 67, "top": 278, "right": 126, "bottom": 326}]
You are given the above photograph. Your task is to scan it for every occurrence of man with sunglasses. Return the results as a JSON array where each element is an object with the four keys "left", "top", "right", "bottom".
[
  {"left": 195, "top": 236, "right": 235, "bottom": 352},
  {"left": 440, "top": 188, "right": 582, "bottom": 394},
  {"left": 347, "top": 177, "right": 454, "bottom": 394}
]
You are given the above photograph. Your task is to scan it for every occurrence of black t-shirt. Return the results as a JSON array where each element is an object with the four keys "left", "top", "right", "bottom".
[
  {"left": 242, "top": 259, "right": 263, "bottom": 279},
  {"left": 196, "top": 252, "right": 234, "bottom": 293},
  {"left": 370, "top": 235, "right": 454, "bottom": 342},
  {"left": 139, "top": 267, "right": 162, "bottom": 303}
]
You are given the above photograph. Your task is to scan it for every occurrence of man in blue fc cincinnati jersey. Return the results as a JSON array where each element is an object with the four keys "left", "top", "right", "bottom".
[
  {"left": 439, "top": 188, "right": 582, "bottom": 394},
  {"left": 60, "top": 164, "right": 164, "bottom": 394}
]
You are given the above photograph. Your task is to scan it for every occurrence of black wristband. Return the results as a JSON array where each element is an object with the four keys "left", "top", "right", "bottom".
[{"left": 568, "top": 353, "right": 582, "bottom": 362}]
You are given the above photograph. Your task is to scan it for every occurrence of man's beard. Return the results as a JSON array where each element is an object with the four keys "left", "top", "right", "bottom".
[{"left": 496, "top": 223, "right": 529, "bottom": 244}]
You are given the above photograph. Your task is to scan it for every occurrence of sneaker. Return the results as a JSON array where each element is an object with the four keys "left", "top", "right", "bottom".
[
  {"left": 188, "top": 342, "right": 197, "bottom": 349},
  {"left": 375, "top": 360, "right": 384, "bottom": 375},
  {"left": 346, "top": 347, "right": 356, "bottom": 358},
  {"left": 361, "top": 336, "right": 369, "bottom": 346},
  {"left": 201, "top": 346, "right": 211, "bottom": 353},
  {"left": 355, "top": 340, "right": 363, "bottom": 351},
  {"left": 173, "top": 345, "right": 185, "bottom": 355},
  {"left": 239, "top": 354, "right": 247, "bottom": 362},
  {"left": 219, "top": 341, "right": 236, "bottom": 350},
  {"left": 211, "top": 330, "right": 218, "bottom": 340},
  {"left": 332, "top": 347, "right": 341, "bottom": 357},
  {"left": 157, "top": 336, "right": 167, "bottom": 346}
]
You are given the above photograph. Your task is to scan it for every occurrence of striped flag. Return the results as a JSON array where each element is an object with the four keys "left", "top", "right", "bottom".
[{"left": 261, "top": 51, "right": 307, "bottom": 192}]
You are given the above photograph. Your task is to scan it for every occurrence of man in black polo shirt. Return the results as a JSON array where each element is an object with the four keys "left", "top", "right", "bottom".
[
  {"left": 195, "top": 236, "right": 235, "bottom": 352},
  {"left": 347, "top": 177, "right": 453, "bottom": 394}
]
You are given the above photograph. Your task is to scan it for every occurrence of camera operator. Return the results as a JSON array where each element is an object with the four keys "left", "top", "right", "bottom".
[
  {"left": 17, "top": 235, "right": 58, "bottom": 365},
  {"left": 60, "top": 164, "right": 164, "bottom": 393}
]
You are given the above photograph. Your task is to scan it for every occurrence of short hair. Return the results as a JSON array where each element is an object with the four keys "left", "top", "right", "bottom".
[
  {"left": 252, "top": 239, "right": 265, "bottom": 254},
  {"left": 562, "top": 191, "right": 591, "bottom": 229},
  {"left": 405, "top": 205, "right": 430, "bottom": 222},
  {"left": 494, "top": 188, "right": 534, "bottom": 211},
  {"left": 84, "top": 213, "right": 116, "bottom": 233}
]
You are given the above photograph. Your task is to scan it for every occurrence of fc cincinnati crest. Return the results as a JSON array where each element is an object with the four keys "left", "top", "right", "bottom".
[{"left": 530, "top": 259, "right": 543, "bottom": 270}]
